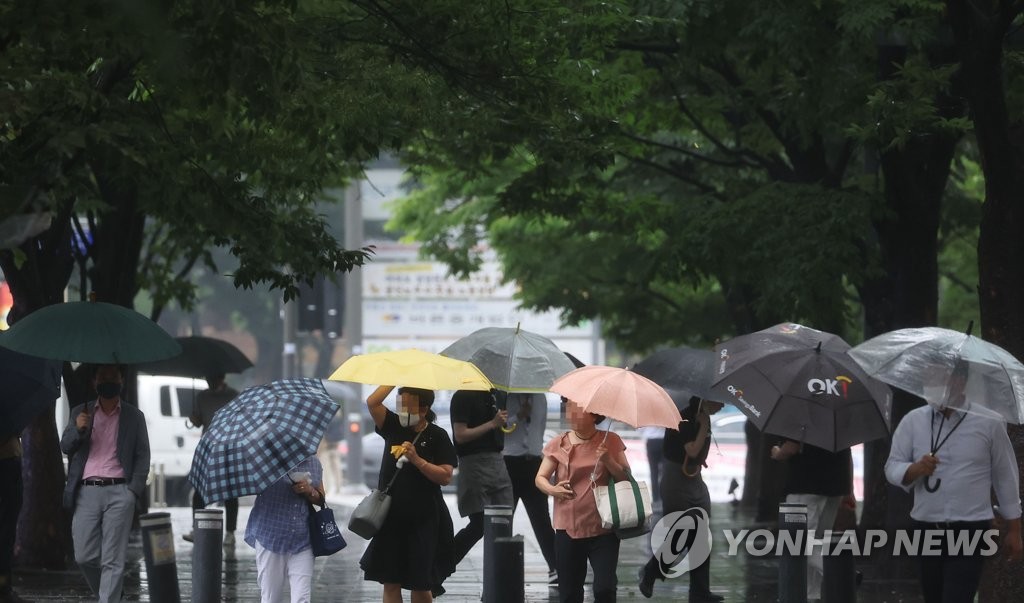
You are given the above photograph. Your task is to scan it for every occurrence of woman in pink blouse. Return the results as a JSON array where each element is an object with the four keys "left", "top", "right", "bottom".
[{"left": 535, "top": 398, "right": 631, "bottom": 603}]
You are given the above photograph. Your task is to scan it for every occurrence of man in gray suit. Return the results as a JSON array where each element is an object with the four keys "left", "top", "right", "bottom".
[{"left": 61, "top": 364, "right": 150, "bottom": 603}]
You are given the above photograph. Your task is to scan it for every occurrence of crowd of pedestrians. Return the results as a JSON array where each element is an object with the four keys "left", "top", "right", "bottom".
[{"left": 0, "top": 353, "right": 1020, "bottom": 603}]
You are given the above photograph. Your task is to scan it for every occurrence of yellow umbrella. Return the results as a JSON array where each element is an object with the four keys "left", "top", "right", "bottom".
[{"left": 329, "top": 349, "right": 493, "bottom": 391}]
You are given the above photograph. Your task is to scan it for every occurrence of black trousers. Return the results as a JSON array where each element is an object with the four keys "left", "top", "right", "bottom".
[
  {"left": 0, "top": 457, "right": 21, "bottom": 592},
  {"left": 914, "top": 520, "right": 991, "bottom": 603},
  {"left": 555, "top": 530, "right": 619, "bottom": 603},
  {"left": 504, "top": 455, "right": 557, "bottom": 572},
  {"left": 192, "top": 490, "right": 238, "bottom": 533}
]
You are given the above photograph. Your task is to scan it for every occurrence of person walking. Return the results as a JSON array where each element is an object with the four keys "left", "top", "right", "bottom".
[
  {"left": 0, "top": 435, "right": 25, "bottom": 603},
  {"left": 360, "top": 385, "right": 458, "bottom": 602},
  {"left": 770, "top": 439, "right": 852, "bottom": 602},
  {"left": 638, "top": 397, "right": 724, "bottom": 603},
  {"left": 449, "top": 389, "right": 514, "bottom": 567},
  {"left": 536, "top": 398, "right": 631, "bottom": 603},
  {"left": 244, "top": 455, "right": 325, "bottom": 603},
  {"left": 185, "top": 372, "right": 240, "bottom": 545},
  {"left": 885, "top": 365, "right": 1022, "bottom": 603},
  {"left": 60, "top": 364, "right": 150, "bottom": 603},
  {"left": 502, "top": 392, "right": 558, "bottom": 586}
]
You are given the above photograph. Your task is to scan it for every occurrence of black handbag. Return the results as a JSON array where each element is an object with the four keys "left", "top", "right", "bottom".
[{"left": 308, "top": 501, "right": 347, "bottom": 557}]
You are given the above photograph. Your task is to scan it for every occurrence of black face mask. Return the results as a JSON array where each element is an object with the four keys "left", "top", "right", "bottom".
[{"left": 96, "top": 382, "right": 122, "bottom": 400}]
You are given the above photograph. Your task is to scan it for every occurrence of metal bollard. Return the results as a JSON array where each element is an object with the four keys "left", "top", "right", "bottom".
[
  {"left": 492, "top": 536, "right": 524, "bottom": 603},
  {"left": 778, "top": 502, "right": 808, "bottom": 603},
  {"left": 822, "top": 531, "right": 856, "bottom": 603},
  {"left": 139, "top": 512, "right": 181, "bottom": 603},
  {"left": 482, "top": 505, "right": 514, "bottom": 603},
  {"left": 192, "top": 508, "right": 224, "bottom": 603}
]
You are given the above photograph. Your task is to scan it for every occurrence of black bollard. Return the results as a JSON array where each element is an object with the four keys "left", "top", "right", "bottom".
[
  {"left": 822, "top": 531, "right": 856, "bottom": 603},
  {"left": 778, "top": 502, "right": 808, "bottom": 603},
  {"left": 482, "top": 505, "right": 514, "bottom": 603},
  {"left": 139, "top": 512, "right": 181, "bottom": 603},
  {"left": 492, "top": 536, "right": 525, "bottom": 603},
  {"left": 192, "top": 508, "right": 224, "bottom": 603}
]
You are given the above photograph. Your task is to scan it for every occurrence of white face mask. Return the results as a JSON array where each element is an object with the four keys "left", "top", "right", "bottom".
[{"left": 398, "top": 406, "right": 417, "bottom": 427}]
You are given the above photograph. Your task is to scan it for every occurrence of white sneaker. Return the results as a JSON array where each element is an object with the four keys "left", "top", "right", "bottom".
[{"left": 223, "top": 532, "right": 235, "bottom": 547}]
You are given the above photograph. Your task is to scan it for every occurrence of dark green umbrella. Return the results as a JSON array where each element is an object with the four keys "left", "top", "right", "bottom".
[
  {"left": 0, "top": 301, "right": 181, "bottom": 364},
  {"left": 138, "top": 336, "right": 253, "bottom": 378}
]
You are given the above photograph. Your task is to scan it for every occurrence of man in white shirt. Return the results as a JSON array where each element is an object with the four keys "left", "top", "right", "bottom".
[{"left": 885, "top": 368, "right": 1022, "bottom": 603}]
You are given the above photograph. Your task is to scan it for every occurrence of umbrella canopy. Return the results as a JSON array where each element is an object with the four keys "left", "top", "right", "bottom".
[
  {"left": 550, "top": 366, "right": 682, "bottom": 429},
  {"left": 631, "top": 346, "right": 727, "bottom": 405},
  {"left": 441, "top": 326, "right": 577, "bottom": 392},
  {"left": 0, "top": 346, "right": 62, "bottom": 437},
  {"left": 328, "top": 348, "right": 493, "bottom": 391},
  {"left": 0, "top": 301, "right": 180, "bottom": 364},
  {"left": 849, "top": 326, "right": 1024, "bottom": 424},
  {"left": 188, "top": 378, "right": 338, "bottom": 503},
  {"left": 708, "top": 323, "right": 892, "bottom": 452},
  {"left": 138, "top": 336, "right": 253, "bottom": 378}
]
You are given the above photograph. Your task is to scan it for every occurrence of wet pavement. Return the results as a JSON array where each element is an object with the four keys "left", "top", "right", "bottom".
[{"left": 11, "top": 494, "right": 925, "bottom": 602}]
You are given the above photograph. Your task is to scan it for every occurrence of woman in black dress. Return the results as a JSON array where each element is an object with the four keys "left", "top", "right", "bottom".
[
  {"left": 361, "top": 385, "right": 458, "bottom": 602},
  {"left": 638, "top": 396, "right": 724, "bottom": 603}
]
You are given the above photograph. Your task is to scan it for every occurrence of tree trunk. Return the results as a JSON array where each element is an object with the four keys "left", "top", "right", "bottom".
[
  {"left": 855, "top": 33, "right": 961, "bottom": 532},
  {"left": 0, "top": 212, "right": 76, "bottom": 569},
  {"left": 952, "top": 1, "right": 1024, "bottom": 597}
]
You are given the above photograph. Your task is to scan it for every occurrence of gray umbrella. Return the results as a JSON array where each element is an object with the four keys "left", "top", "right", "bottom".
[
  {"left": 441, "top": 326, "right": 576, "bottom": 392},
  {"left": 708, "top": 323, "right": 892, "bottom": 452}
]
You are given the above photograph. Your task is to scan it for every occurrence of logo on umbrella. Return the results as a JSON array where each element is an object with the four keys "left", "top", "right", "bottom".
[
  {"left": 718, "top": 349, "right": 730, "bottom": 375},
  {"left": 726, "top": 385, "right": 760, "bottom": 417},
  {"left": 807, "top": 375, "right": 853, "bottom": 398},
  {"left": 779, "top": 323, "right": 803, "bottom": 334}
]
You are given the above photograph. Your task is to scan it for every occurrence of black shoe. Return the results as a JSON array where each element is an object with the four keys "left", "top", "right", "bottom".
[
  {"left": 689, "top": 592, "right": 724, "bottom": 603},
  {"left": 431, "top": 584, "right": 445, "bottom": 598},
  {"left": 638, "top": 566, "right": 655, "bottom": 599}
]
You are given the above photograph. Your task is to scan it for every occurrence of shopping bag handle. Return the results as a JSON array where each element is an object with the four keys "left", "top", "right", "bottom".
[{"left": 606, "top": 474, "right": 645, "bottom": 529}]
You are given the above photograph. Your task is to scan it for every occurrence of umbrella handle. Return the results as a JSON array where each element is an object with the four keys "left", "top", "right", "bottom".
[
  {"left": 500, "top": 422, "right": 517, "bottom": 434},
  {"left": 924, "top": 476, "right": 941, "bottom": 492}
]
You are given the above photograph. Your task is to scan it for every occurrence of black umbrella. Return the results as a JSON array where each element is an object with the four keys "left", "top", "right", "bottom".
[
  {"left": 708, "top": 323, "right": 892, "bottom": 452},
  {"left": 0, "top": 346, "right": 62, "bottom": 437},
  {"left": 138, "top": 336, "right": 253, "bottom": 378},
  {"left": 631, "top": 346, "right": 727, "bottom": 406}
]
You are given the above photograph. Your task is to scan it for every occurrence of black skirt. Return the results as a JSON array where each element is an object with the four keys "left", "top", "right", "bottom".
[{"left": 360, "top": 489, "right": 455, "bottom": 591}]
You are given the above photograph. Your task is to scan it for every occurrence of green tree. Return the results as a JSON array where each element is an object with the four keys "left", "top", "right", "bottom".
[{"left": 392, "top": 0, "right": 966, "bottom": 523}]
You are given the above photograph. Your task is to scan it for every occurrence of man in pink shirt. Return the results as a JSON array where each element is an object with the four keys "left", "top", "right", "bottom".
[{"left": 60, "top": 365, "right": 150, "bottom": 603}]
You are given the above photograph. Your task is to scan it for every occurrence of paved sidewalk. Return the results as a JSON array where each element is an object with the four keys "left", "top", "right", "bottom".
[{"left": 11, "top": 495, "right": 924, "bottom": 602}]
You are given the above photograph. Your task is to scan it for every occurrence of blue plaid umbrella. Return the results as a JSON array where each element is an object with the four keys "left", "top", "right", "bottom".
[{"left": 188, "top": 378, "right": 338, "bottom": 503}]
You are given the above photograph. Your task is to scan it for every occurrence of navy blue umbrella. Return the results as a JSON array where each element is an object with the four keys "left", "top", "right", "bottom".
[
  {"left": 0, "top": 346, "right": 62, "bottom": 437},
  {"left": 188, "top": 378, "right": 338, "bottom": 503}
]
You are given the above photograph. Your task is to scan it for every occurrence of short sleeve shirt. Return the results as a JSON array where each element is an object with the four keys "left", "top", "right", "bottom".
[
  {"left": 662, "top": 404, "right": 711, "bottom": 469},
  {"left": 376, "top": 410, "right": 458, "bottom": 520},
  {"left": 450, "top": 390, "right": 502, "bottom": 456},
  {"left": 542, "top": 431, "right": 627, "bottom": 539}
]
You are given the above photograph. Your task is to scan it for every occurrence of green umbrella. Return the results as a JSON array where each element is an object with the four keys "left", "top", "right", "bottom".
[{"left": 0, "top": 301, "right": 181, "bottom": 364}]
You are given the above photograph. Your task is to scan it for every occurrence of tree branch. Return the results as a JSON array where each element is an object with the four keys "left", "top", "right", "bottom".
[
  {"left": 619, "top": 130, "right": 751, "bottom": 168},
  {"left": 622, "top": 153, "right": 722, "bottom": 197}
]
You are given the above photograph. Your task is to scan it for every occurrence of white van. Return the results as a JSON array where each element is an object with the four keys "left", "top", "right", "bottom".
[{"left": 56, "top": 374, "right": 207, "bottom": 506}]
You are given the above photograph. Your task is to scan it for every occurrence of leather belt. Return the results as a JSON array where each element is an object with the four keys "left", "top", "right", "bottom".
[{"left": 81, "top": 477, "right": 127, "bottom": 486}]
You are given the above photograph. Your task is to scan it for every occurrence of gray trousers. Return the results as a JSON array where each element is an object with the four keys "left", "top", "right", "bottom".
[{"left": 72, "top": 484, "right": 136, "bottom": 603}]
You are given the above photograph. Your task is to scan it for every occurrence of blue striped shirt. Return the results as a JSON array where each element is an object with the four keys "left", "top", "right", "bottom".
[{"left": 244, "top": 456, "right": 323, "bottom": 554}]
